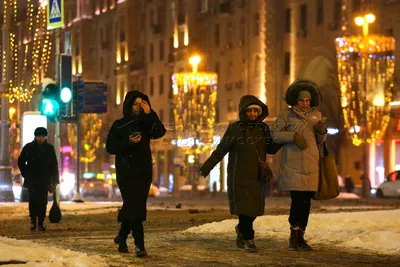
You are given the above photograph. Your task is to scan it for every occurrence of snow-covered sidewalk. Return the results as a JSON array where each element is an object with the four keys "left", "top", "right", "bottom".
[
  {"left": 184, "top": 209, "right": 400, "bottom": 255},
  {"left": 0, "top": 237, "right": 108, "bottom": 267}
]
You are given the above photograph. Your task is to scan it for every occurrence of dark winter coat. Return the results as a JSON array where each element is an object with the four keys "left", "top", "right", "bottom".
[
  {"left": 17, "top": 140, "right": 59, "bottom": 190},
  {"left": 106, "top": 90, "right": 166, "bottom": 222},
  {"left": 271, "top": 79, "right": 327, "bottom": 191},
  {"left": 200, "top": 95, "right": 281, "bottom": 217}
]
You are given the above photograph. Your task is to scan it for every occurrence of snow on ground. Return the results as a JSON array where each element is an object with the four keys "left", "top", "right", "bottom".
[
  {"left": 0, "top": 236, "right": 108, "bottom": 267},
  {"left": 184, "top": 209, "right": 400, "bottom": 255}
]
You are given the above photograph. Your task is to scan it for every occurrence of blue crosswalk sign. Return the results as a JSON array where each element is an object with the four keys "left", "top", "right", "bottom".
[{"left": 47, "top": 0, "right": 64, "bottom": 29}]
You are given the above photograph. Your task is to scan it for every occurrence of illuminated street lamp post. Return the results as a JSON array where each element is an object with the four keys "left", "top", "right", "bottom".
[
  {"left": 172, "top": 55, "right": 218, "bottom": 192},
  {"left": 335, "top": 13, "right": 395, "bottom": 197}
]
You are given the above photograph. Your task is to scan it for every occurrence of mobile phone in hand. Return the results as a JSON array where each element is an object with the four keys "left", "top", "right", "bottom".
[
  {"left": 130, "top": 132, "right": 141, "bottom": 138},
  {"left": 321, "top": 117, "right": 327, "bottom": 123}
]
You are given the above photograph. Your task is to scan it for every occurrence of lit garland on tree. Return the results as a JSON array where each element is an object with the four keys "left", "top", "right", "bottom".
[
  {"left": 67, "top": 114, "right": 103, "bottom": 164},
  {"left": 2, "top": 0, "right": 52, "bottom": 103},
  {"left": 172, "top": 71, "right": 217, "bottom": 155},
  {"left": 335, "top": 34, "right": 395, "bottom": 146}
]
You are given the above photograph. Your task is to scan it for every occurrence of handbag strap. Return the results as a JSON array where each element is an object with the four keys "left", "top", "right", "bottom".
[{"left": 245, "top": 128, "right": 262, "bottom": 162}]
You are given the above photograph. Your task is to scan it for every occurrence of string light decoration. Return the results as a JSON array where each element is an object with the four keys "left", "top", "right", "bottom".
[
  {"left": 172, "top": 56, "right": 218, "bottom": 156},
  {"left": 2, "top": 0, "right": 53, "bottom": 103},
  {"left": 335, "top": 34, "right": 395, "bottom": 146},
  {"left": 67, "top": 114, "right": 103, "bottom": 165}
]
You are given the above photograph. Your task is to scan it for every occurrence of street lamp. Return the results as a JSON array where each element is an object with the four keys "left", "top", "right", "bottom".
[{"left": 354, "top": 13, "right": 376, "bottom": 36}]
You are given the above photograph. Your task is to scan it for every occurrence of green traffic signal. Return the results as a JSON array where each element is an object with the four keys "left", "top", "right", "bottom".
[{"left": 41, "top": 98, "right": 60, "bottom": 117}]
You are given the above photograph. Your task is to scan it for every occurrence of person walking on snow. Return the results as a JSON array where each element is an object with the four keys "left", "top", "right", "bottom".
[
  {"left": 200, "top": 95, "right": 281, "bottom": 253},
  {"left": 271, "top": 79, "right": 327, "bottom": 251},
  {"left": 18, "top": 127, "right": 59, "bottom": 231},
  {"left": 106, "top": 90, "right": 166, "bottom": 257}
]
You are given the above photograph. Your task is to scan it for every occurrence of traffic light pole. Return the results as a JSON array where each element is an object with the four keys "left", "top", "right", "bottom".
[
  {"left": 54, "top": 29, "right": 61, "bottom": 206},
  {"left": 0, "top": 6, "right": 15, "bottom": 202}
]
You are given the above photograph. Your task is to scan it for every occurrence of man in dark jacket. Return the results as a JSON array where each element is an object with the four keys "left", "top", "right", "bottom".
[
  {"left": 18, "top": 127, "right": 59, "bottom": 231},
  {"left": 106, "top": 90, "right": 166, "bottom": 257}
]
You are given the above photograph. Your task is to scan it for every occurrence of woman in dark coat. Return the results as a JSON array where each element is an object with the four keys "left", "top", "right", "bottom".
[
  {"left": 200, "top": 95, "right": 281, "bottom": 253},
  {"left": 106, "top": 90, "right": 166, "bottom": 257}
]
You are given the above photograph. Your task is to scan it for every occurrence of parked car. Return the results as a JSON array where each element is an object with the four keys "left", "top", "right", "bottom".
[
  {"left": 376, "top": 171, "right": 400, "bottom": 198},
  {"left": 80, "top": 178, "right": 110, "bottom": 198}
]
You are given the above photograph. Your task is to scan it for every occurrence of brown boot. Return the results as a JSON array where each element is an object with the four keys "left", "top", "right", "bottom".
[
  {"left": 288, "top": 226, "right": 299, "bottom": 251},
  {"left": 298, "top": 228, "right": 312, "bottom": 250}
]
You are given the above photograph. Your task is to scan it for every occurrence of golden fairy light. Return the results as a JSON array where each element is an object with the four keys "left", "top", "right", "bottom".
[
  {"left": 335, "top": 14, "right": 395, "bottom": 146},
  {"left": 172, "top": 55, "right": 218, "bottom": 155}
]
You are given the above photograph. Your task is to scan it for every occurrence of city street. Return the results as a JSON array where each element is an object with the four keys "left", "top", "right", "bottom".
[{"left": 0, "top": 197, "right": 399, "bottom": 266}]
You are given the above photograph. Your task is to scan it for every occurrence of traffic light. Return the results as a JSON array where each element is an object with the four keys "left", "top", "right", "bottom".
[
  {"left": 40, "top": 78, "right": 60, "bottom": 120},
  {"left": 60, "top": 55, "right": 72, "bottom": 104}
]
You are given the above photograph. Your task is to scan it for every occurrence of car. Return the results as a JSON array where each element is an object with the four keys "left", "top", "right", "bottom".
[
  {"left": 80, "top": 178, "right": 110, "bottom": 198},
  {"left": 376, "top": 171, "right": 400, "bottom": 198},
  {"left": 148, "top": 184, "right": 160, "bottom": 197}
]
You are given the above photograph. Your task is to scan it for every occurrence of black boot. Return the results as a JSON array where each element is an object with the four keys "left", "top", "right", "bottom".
[
  {"left": 38, "top": 218, "right": 46, "bottom": 231},
  {"left": 244, "top": 240, "right": 258, "bottom": 253},
  {"left": 135, "top": 246, "right": 147, "bottom": 257},
  {"left": 298, "top": 228, "right": 312, "bottom": 250},
  {"left": 235, "top": 225, "right": 244, "bottom": 248},
  {"left": 288, "top": 226, "right": 299, "bottom": 251},
  {"left": 132, "top": 220, "right": 147, "bottom": 257},
  {"left": 30, "top": 217, "right": 37, "bottom": 231},
  {"left": 114, "top": 234, "right": 129, "bottom": 253}
]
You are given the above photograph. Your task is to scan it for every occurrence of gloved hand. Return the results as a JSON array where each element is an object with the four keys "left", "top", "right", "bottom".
[
  {"left": 294, "top": 132, "right": 308, "bottom": 150},
  {"left": 199, "top": 166, "right": 209, "bottom": 178},
  {"left": 48, "top": 184, "right": 56, "bottom": 194},
  {"left": 314, "top": 120, "right": 327, "bottom": 134}
]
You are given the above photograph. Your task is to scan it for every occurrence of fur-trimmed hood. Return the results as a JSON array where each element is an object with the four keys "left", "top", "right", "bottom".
[
  {"left": 122, "top": 90, "right": 152, "bottom": 117},
  {"left": 238, "top": 95, "right": 269, "bottom": 122},
  {"left": 285, "top": 79, "right": 322, "bottom": 107}
]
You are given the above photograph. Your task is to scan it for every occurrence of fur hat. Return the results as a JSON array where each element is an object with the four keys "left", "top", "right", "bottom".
[
  {"left": 285, "top": 79, "right": 322, "bottom": 107},
  {"left": 245, "top": 104, "right": 262, "bottom": 114},
  {"left": 34, "top": 127, "right": 48, "bottom": 136}
]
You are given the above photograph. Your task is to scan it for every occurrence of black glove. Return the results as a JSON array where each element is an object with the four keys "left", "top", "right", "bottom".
[
  {"left": 294, "top": 132, "right": 308, "bottom": 150},
  {"left": 199, "top": 166, "right": 209, "bottom": 178}
]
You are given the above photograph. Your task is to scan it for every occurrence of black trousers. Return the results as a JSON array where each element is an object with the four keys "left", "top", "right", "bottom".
[
  {"left": 118, "top": 219, "right": 145, "bottom": 248},
  {"left": 238, "top": 215, "right": 256, "bottom": 240},
  {"left": 28, "top": 187, "right": 48, "bottom": 222},
  {"left": 289, "top": 191, "right": 314, "bottom": 230}
]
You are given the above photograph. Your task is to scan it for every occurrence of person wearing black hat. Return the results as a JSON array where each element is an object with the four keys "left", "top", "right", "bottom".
[{"left": 18, "top": 127, "right": 59, "bottom": 231}]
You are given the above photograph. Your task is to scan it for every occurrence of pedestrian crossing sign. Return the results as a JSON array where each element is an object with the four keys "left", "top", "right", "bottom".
[{"left": 47, "top": 0, "right": 64, "bottom": 29}]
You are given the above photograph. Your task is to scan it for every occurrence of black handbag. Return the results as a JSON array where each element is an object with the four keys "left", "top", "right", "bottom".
[{"left": 49, "top": 187, "right": 62, "bottom": 223}]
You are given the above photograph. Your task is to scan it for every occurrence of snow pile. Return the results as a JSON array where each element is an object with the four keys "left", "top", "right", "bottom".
[
  {"left": 184, "top": 209, "right": 400, "bottom": 255},
  {"left": 0, "top": 237, "right": 108, "bottom": 267}
]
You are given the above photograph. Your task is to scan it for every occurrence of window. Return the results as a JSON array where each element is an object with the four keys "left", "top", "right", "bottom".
[
  {"left": 239, "top": 17, "right": 245, "bottom": 44},
  {"left": 159, "top": 74, "right": 164, "bottom": 95},
  {"left": 215, "top": 62, "right": 220, "bottom": 75},
  {"left": 169, "top": 107, "right": 174, "bottom": 123},
  {"left": 149, "top": 43, "right": 154, "bottom": 62},
  {"left": 159, "top": 40, "right": 164, "bottom": 61},
  {"left": 100, "top": 57, "right": 103, "bottom": 75},
  {"left": 300, "top": 4, "right": 307, "bottom": 34},
  {"left": 284, "top": 52, "right": 290, "bottom": 75},
  {"left": 352, "top": 0, "right": 361, "bottom": 12},
  {"left": 150, "top": 9, "right": 154, "bottom": 28},
  {"left": 159, "top": 109, "right": 164, "bottom": 122},
  {"left": 316, "top": 0, "right": 324, "bottom": 25},
  {"left": 150, "top": 76, "right": 154, "bottom": 96},
  {"left": 253, "top": 12, "right": 260, "bottom": 36},
  {"left": 226, "top": 21, "right": 233, "bottom": 46},
  {"left": 199, "top": 0, "right": 208, "bottom": 13},
  {"left": 168, "top": 72, "right": 173, "bottom": 99},
  {"left": 140, "top": 13, "right": 145, "bottom": 31},
  {"left": 285, "top": 9, "right": 291, "bottom": 33},
  {"left": 254, "top": 55, "right": 260, "bottom": 77},
  {"left": 334, "top": 0, "right": 342, "bottom": 23},
  {"left": 170, "top": 1, "right": 175, "bottom": 25},
  {"left": 227, "top": 100, "right": 234, "bottom": 112},
  {"left": 215, "top": 24, "right": 220, "bottom": 46}
]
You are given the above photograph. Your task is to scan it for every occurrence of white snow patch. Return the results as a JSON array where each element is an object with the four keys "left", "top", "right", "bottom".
[
  {"left": 0, "top": 236, "right": 108, "bottom": 266},
  {"left": 184, "top": 209, "right": 400, "bottom": 255}
]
